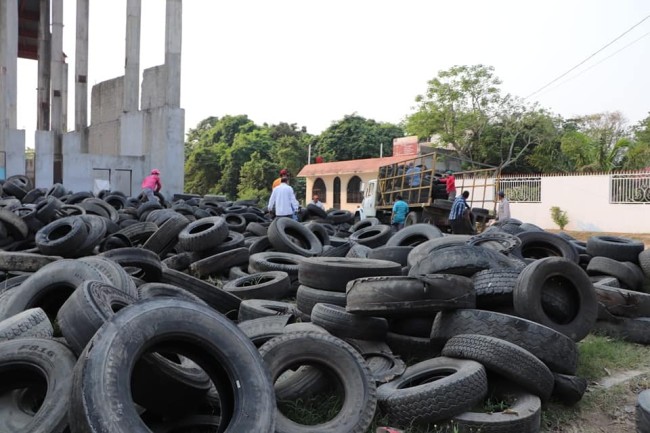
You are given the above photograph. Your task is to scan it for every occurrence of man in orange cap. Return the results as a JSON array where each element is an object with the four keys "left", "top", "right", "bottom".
[{"left": 272, "top": 169, "right": 290, "bottom": 189}]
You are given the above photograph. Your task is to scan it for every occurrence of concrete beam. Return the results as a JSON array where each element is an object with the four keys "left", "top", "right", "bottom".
[
  {"left": 164, "top": 0, "right": 182, "bottom": 108},
  {"left": 75, "top": 0, "right": 89, "bottom": 130},
  {"left": 35, "top": 131, "right": 55, "bottom": 188},
  {"left": 37, "top": 0, "right": 51, "bottom": 130},
  {"left": 124, "top": 0, "right": 141, "bottom": 113},
  {"left": 0, "top": 0, "right": 19, "bottom": 131},
  {"left": 51, "top": 0, "right": 64, "bottom": 133}
]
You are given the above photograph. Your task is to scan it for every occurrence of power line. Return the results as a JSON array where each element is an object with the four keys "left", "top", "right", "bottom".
[
  {"left": 536, "top": 29, "right": 650, "bottom": 97},
  {"left": 525, "top": 14, "right": 650, "bottom": 99}
]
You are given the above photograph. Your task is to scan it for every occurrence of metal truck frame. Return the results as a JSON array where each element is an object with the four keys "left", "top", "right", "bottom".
[{"left": 356, "top": 151, "right": 499, "bottom": 233}]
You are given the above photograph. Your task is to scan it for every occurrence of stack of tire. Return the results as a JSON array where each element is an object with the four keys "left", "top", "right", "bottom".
[{"left": 3, "top": 176, "right": 650, "bottom": 432}]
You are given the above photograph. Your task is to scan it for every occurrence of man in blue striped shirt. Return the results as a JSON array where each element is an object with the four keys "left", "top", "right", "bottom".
[{"left": 448, "top": 191, "right": 473, "bottom": 234}]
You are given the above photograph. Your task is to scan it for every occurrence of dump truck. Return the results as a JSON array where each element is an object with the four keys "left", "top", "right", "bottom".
[{"left": 355, "top": 151, "right": 499, "bottom": 233}]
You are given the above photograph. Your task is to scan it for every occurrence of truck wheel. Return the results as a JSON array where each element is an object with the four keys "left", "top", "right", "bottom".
[{"left": 405, "top": 211, "right": 420, "bottom": 226}]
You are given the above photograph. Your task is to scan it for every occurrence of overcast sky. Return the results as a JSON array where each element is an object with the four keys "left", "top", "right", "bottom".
[{"left": 16, "top": 0, "right": 650, "bottom": 141}]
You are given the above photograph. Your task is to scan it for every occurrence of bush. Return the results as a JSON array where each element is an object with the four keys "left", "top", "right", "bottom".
[{"left": 550, "top": 206, "right": 569, "bottom": 230}]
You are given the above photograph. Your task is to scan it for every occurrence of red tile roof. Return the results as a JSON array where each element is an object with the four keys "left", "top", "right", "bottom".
[{"left": 297, "top": 155, "right": 414, "bottom": 177}]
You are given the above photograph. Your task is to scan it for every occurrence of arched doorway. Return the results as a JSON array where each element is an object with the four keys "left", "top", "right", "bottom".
[
  {"left": 333, "top": 177, "right": 341, "bottom": 209},
  {"left": 313, "top": 178, "right": 327, "bottom": 204},
  {"left": 346, "top": 176, "right": 363, "bottom": 203}
]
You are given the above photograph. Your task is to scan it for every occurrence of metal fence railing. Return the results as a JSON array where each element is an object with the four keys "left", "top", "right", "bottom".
[
  {"left": 496, "top": 176, "right": 542, "bottom": 203},
  {"left": 610, "top": 173, "right": 650, "bottom": 204}
]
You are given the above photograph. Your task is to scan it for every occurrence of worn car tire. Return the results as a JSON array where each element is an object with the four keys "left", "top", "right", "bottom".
[
  {"left": 0, "top": 308, "right": 53, "bottom": 341},
  {"left": 442, "top": 334, "right": 554, "bottom": 400},
  {"left": 385, "top": 224, "right": 443, "bottom": 247},
  {"left": 377, "top": 356, "right": 487, "bottom": 425},
  {"left": 223, "top": 271, "right": 292, "bottom": 300},
  {"left": 311, "top": 303, "right": 388, "bottom": 341},
  {"left": 268, "top": 218, "right": 323, "bottom": 257},
  {"left": 431, "top": 309, "right": 578, "bottom": 374},
  {"left": 587, "top": 235, "right": 645, "bottom": 264}
]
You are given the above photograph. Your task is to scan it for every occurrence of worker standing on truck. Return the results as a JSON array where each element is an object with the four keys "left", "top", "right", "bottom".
[
  {"left": 406, "top": 163, "right": 421, "bottom": 187},
  {"left": 391, "top": 195, "right": 409, "bottom": 232},
  {"left": 443, "top": 170, "right": 456, "bottom": 200},
  {"left": 448, "top": 191, "right": 473, "bottom": 234}
]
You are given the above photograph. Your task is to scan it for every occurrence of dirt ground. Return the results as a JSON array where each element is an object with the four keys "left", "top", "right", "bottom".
[{"left": 542, "top": 230, "right": 650, "bottom": 432}]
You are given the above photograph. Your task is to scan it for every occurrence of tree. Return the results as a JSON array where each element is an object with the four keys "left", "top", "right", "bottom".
[
  {"left": 622, "top": 114, "right": 650, "bottom": 170},
  {"left": 315, "top": 114, "right": 404, "bottom": 161},
  {"left": 405, "top": 65, "right": 504, "bottom": 161},
  {"left": 237, "top": 151, "right": 277, "bottom": 202},
  {"left": 478, "top": 102, "right": 560, "bottom": 172}
]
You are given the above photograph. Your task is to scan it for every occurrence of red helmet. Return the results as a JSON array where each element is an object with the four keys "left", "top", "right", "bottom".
[
  {"left": 279, "top": 169, "right": 289, "bottom": 176},
  {"left": 151, "top": 169, "right": 160, "bottom": 175}
]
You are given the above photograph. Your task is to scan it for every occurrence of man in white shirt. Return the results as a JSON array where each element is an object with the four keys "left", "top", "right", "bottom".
[
  {"left": 310, "top": 193, "right": 325, "bottom": 210},
  {"left": 497, "top": 191, "right": 511, "bottom": 221},
  {"left": 268, "top": 177, "right": 300, "bottom": 218}
]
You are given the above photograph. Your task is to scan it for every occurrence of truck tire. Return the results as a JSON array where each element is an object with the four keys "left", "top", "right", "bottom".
[
  {"left": 513, "top": 257, "right": 597, "bottom": 342},
  {"left": 512, "top": 231, "right": 579, "bottom": 263},
  {"left": 348, "top": 225, "right": 393, "bottom": 248},
  {"left": 409, "top": 245, "right": 520, "bottom": 278},
  {"left": 298, "top": 257, "right": 402, "bottom": 292},
  {"left": 69, "top": 299, "right": 276, "bottom": 433},
  {"left": 0, "top": 338, "right": 76, "bottom": 433},
  {"left": 259, "top": 331, "right": 377, "bottom": 433},
  {"left": 268, "top": 218, "right": 323, "bottom": 257},
  {"left": 346, "top": 274, "right": 475, "bottom": 316},
  {"left": 407, "top": 235, "right": 472, "bottom": 267}
]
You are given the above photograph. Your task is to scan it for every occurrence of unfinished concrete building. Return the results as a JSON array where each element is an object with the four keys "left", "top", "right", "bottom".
[{"left": 0, "top": 0, "right": 184, "bottom": 197}]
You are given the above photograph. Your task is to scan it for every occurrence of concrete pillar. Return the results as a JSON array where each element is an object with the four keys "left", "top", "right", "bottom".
[
  {"left": 37, "top": 0, "right": 51, "bottom": 131},
  {"left": 165, "top": 0, "right": 182, "bottom": 108},
  {"left": 0, "top": 0, "right": 19, "bottom": 131},
  {"left": 51, "top": 0, "right": 64, "bottom": 182},
  {"left": 124, "top": 0, "right": 141, "bottom": 113},
  {"left": 75, "top": 0, "right": 89, "bottom": 130}
]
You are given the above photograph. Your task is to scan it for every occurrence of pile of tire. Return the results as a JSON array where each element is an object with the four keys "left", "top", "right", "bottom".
[{"left": 0, "top": 176, "right": 649, "bottom": 433}]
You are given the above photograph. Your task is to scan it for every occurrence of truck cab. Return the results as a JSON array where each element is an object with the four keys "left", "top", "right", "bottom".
[{"left": 357, "top": 179, "right": 378, "bottom": 220}]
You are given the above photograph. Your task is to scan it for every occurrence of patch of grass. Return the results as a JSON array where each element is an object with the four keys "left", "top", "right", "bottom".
[
  {"left": 278, "top": 394, "right": 344, "bottom": 425},
  {"left": 577, "top": 334, "right": 650, "bottom": 381}
]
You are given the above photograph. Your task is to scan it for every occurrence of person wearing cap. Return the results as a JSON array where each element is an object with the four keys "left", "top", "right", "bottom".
[
  {"left": 272, "top": 169, "right": 290, "bottom": 189},
  {"left": 141, "top": 169, "right": 162, "bottom": 202},
  {"left": 268, "top": 176, "right": 300, "bottom": 219},
  {"left": 443, "top": 170, "right": 456, "bottom": 200},
  {"left": 497, "top": 190, "right": 511, "bottom": 221}
]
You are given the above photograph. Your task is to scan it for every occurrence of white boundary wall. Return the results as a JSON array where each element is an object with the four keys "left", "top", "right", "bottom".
[{"left": 470, "top": 173, "right": 650, "bottom": 233}]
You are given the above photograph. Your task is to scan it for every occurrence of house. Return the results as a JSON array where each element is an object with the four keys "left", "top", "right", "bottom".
[
  {"left": 297, "top": 137, "right": 464, "bottom": 212},
  {"left": 297, "top": 155, "right": 414, "bottom": 212}
]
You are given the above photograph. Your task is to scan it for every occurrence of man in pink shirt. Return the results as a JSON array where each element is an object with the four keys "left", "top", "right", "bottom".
[{"left": 141, "top": 169, "right": 162, "bottom": 202}]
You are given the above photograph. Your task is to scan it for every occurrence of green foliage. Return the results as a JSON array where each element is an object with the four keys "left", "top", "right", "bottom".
[
  {"left": 622, "top": 113, "right": 650, "bottom": 169},
  {"left": 550, "top": 206, "right": 569, "bottom": 230},
  {"left": 184, "top": 117, "right": 311, "bottom": 200},
  {"left": 315, "top": 114, "right": 404, "bottom": 161}
]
